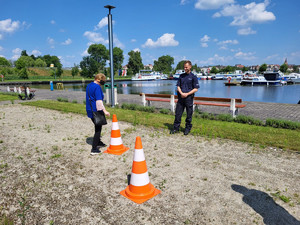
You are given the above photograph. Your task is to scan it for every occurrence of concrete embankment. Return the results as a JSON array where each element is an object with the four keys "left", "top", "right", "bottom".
[{"left": 0, "top": 87, "right": 299, "bottom": 122}]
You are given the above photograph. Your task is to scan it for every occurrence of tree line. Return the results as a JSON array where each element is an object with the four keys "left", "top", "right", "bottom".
[{"left": 0, "top": 46, "right": 293, "bottom": 80}]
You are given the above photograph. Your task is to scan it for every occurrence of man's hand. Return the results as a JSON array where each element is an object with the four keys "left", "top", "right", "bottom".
[{"left": 181, "top": 92, "right": 189, "bottom": 98}]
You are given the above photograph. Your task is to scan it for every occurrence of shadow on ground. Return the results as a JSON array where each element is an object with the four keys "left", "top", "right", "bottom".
[{"left": 231, "top": 184, "right": 299, "bottom": 225}]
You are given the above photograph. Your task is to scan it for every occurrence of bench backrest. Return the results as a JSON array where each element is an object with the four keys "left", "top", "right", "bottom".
[
  {"left": 140, "top": 93, "right": 242, "bottom": 103},
  {"left": 193, "top": 96, "right": 242, "bottom": 103}
]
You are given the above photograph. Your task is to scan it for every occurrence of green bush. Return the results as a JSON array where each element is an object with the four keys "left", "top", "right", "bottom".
[
  {"left": 216, "top": 114, "right": 234, "bottom": 122},
  {"left": 266, "top": 118, "right": 300, "bottom": 130},
  {"left": 160, "top": 108, "right": 170, "bottom": 114},
  {"left": 57, "top": 97, "right": 68, "bottom": 102}
]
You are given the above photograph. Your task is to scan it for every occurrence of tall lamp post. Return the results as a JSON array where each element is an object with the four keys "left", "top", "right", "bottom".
[{"left": 104, "top": 5, "right": 115, "bottom": 107}]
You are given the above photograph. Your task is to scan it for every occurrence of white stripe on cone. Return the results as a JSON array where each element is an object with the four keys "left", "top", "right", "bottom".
[
  {"left": 110, "top": 137, "right": 123, "bottom": 145},
  {"left": 130, "top": 172, "right": 150, "bottom": 186},
  {"left": 112, "top": 122, "right": 119, "bottom": 130},
  {"left": 133, "top": 149, "right": 145, "bottom": 162}
]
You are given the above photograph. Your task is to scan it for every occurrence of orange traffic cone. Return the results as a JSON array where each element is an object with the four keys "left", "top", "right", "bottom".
[
  {"left": 120, "top": 136, "right": 161, "bottom": 204},
  {"left": 104, "top": 114, "right": 129, "bottom": 155}
]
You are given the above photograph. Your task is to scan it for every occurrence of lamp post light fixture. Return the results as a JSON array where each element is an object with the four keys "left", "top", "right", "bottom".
[
  {"left": 104, "top": 5, "right": 116, "bottom": 107},
  {"left": 50, "top": 63, "right": 56, "bottom": 80}
]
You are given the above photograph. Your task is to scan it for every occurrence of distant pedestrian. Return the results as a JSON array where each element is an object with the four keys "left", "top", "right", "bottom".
[
  {"left": 86, "top": 73, "right": 110, "bottom": 155},
  {"left": 170, "top": 60, "right": 199, "bottom": 135}
]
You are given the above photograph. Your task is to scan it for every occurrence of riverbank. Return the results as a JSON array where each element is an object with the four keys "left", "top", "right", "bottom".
[
  {"left": 1, "top": 87, "right": 299, "bottom": 122},
  {"left": 0, "top": 104, "right": 299, "bottom": 224}
]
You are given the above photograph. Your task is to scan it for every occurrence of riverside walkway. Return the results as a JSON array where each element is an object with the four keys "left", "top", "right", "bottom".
[{"left": 1, "top": 87, "right": 299, "bottom": 122}]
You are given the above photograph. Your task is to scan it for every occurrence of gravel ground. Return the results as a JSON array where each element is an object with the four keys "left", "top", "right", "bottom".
[{"left": 0, "top": 104, "right": 299, "bottom": 224}]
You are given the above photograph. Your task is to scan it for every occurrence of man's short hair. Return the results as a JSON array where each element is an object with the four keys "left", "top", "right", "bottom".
[{"left": 184, "top": 60, "right": 192, "bottom": 66}]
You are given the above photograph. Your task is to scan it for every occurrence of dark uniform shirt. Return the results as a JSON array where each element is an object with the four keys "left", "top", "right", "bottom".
[{"left": 176, "top": 72, "right": 200, "bottom": 93}]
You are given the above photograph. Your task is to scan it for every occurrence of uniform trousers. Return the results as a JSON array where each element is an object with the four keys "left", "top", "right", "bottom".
[{"left": 173, "top": 95, "right": 194, "bottom": 131}]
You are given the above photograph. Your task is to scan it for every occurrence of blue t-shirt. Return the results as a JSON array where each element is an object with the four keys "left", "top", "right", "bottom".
[
  {"left": 176, "top": 72, "right": 200, "bottom": 93},
  {"left": 86, "top": 82, "right": 104, "bottom": 118}
]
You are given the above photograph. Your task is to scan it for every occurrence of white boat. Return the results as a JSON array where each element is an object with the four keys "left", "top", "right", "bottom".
[
  {"left": 241, "top": 72, "right": 285, "bottom": 86},
  {"left": 211, "top": 73, "right": 224, "bottom": 80},
  {"left": 282, "top": 73, "right": 300, "bottom": 83},
  {"left": 131, "top": 70, "right": 161, "bottom": 81},
  {"left": 172, "top": 70, "right": 184, "bottom": 80}
]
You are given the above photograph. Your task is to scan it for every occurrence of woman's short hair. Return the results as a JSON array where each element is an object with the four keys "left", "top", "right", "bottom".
[{"left": 94, "top": 73, "right": 106, "bottom": 81}]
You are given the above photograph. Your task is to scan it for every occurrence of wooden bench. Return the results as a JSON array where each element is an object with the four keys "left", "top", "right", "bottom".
[
  {"left": 140, "top": 93, "right": 246, "bottom": 117},
  {"left": 193, "top": 97, "right": 246, "bottom": 117}
]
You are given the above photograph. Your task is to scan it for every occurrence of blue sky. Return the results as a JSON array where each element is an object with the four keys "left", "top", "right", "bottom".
[{"left": 1, "top": 0, "right": 300, "bottom": 68}]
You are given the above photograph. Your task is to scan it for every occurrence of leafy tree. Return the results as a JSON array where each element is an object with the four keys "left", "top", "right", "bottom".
[
  {"left": 88, "top": 44, "right": 109, "bottom": 72},
  {"left": 242, "top": 66, "right": 249, "bottom": 72},
  {"left": 192, "top": 63, "right": 200, "bottom": 73},
  {"left": 223, "top": 65, "right": 234, "bottom": 73},
  {"left": 280, "top": 63, "right": 288, "bottom": 73},
  {"left": 210, "top": 66, "right": 218, "bottom": 74},
  {"left": 21, "top": 50, "right": 28, "bottom": 57},
  {"left": 175, "top": 60, "right": 186, "bottom": 71},
  {"left": 0, "top": 57, "right": 11, "bottom": 66},
  {"left": 259, "top": 63, "right": 267, "bottom": 73},
  {"left": 30, "top": 54, "right": 36, "bottom": 60},
  {"left": 15, "top": 56, "right": 35, "bottom": 69},
  {"left": 80, "top": 56, "right": 98, "bottom": 78},
  {"left": 18, "top": 68, "right": 29, "bottom": 79},
  {"left": 153, "top": 55, "right": 174, "bottom": 74},
  {"left": 42, "top": 55, "right": 52, "bottom": 66},
  {"left": 113, "top": 47, "right": 124, "bottom": 75},
  {"left": 34, "top": 58, "right": 47, "bottom": 67},
  {"left": 71, "top": 64, "right": 79, "bottom": 78},
  {"left": 42, "top": 55, "right": 63, "bottom": 77},
  {"left": 127, "top": 50, "right": 143, "bottom": 75}
]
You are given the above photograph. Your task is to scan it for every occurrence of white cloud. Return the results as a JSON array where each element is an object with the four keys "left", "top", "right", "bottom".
[
  {"left": 0, "top": 34, "right": 3, "bottom": 40},
  {"left": 195, "top": 0, "right": 234, "bottom": 10},
  {"left": 81, "top": 48, "right": 89, "bottom": 57},
  {"left": 113, "top": 35, "right": 125, "bottom": 49},
  {"left": 31, "top": 50, "right": 41, "bottom": 56},
  {"left": 142, "top": 33, "right": 179, "bottom": 48},
  {"left": 0, "top": 19, "right": 21, "bottom": 33},
  {"left": 62, "top": 38, "right": 72, "bottom": 45},
  {"left": 11, "top": 48, "right": 22, "bottom": 60},
  {"left": 47, "top": 37, "right": 55, "bottom": 45},
  {"left": 200, "top": 34, "right": 210, "bottom": 42},
  {"left": 12, "top": 48, "right": 22, "bottom": 55},
  {"left": 131, "top": 39, "right": 137, "bottom": 42},
  {"left": 180, "top": 0, "right": 188, "bottom": 5},
  {"left": 199, "top": 54, "right": 231, "bottom": 65},
  {"left": 217, "top": 1, "right": 275, "bottom": 26},
  {"left": 133, "top": 48, "right": 140, "bottom": 52},
  {"left": 218, "top": 39, "right": 238, "bottom": 45},
  {"left": 200, "top": 34, "right": 210, "bottom": 47},
  {"left": 234, "top": 51, "right": 256, "bottom": 60},
  {"left": 83, "top": 31, "right": 108, "bottom": 44},
  {"left": 238, "top": 27, "right": 256, "bottom": 35},
  {"left": 94, "top": 17, "right": 115, "bottom": 30},
  {"left": 0, "top": 46, "right": 3, "bottom": 52},
  {"left": 50, "top": 20, "right": 56, "bottom": 25}
]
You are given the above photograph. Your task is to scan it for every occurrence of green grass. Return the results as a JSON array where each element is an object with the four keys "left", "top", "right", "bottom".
[
  {"left": 19, "top": 100, "right": 300, "bottom": 151},
  {"left": 0, "top": 92, "right": 19, "bottom": 101}
]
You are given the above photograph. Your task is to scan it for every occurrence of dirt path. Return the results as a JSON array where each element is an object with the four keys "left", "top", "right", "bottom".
[{"left": 0, "top": 104, "right": 299, "bottom": 224}]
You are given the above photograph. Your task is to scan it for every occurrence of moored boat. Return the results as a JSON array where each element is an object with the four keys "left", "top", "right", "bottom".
[
  {"left": 131, "top": 70, "right": 162, "bottom": 81},
  {"left": 241, "top": 72, "right": 285, "bottom": 86}
]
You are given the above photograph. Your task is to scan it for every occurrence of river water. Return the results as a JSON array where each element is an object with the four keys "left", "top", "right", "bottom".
[{"left": 31, "top": 80, "right": 300, "bottom": 104}]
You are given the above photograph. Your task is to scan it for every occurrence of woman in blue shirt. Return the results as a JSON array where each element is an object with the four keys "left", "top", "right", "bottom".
[{"left": 86, "top": 73, "right": 110, "bottom": 155}]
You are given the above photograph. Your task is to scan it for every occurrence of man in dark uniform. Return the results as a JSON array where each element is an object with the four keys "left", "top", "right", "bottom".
[{"left": 170, "top": 60, "right": 199, "bottom": 135}]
